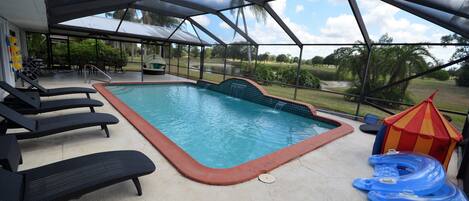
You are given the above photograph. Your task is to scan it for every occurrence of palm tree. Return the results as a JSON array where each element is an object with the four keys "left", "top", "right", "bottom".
[
  {"left": 336, "top": 35, "right": 436, "bottom": 105},
  {"left": 141, "top": 11, "right": 180, "bottom": 28},
  {"left": 105, "top": 9, "right": 138, "bottom": 22},
  {"left": 229, "top": 1, "right": 267, "bottom": 69}
]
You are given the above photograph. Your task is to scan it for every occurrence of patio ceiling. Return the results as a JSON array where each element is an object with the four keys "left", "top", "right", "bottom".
[{"left": 45, "top": 0, "right": 469, "bottom": 46}]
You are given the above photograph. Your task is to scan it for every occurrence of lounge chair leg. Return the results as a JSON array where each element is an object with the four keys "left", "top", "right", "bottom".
[
  {"left": 86, "top": 93, "right": 91, "bottom": 99},
  {"left": 90, "top": 107, "right": 95, "bottom": 113},
  {"left": 132, "top": 178, "right": 142, "bottom": 196},
  {"left": 102, "top": 125, "right": 110, "bottom": 138}
]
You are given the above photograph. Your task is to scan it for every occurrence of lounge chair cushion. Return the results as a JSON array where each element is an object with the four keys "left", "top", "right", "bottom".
[{"left": 20, "top": 151, "right": 156, "bottom": 201}]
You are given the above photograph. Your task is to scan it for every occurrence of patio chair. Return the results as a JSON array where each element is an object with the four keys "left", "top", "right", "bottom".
[
  {"left": 359, "top": 114, "right": 381, "bottom": 135},
  {"left": 16, "top": 72, "right": 97, "bottom": 98},
  {"left": 0, "top": 81, "right": 103, "bottom": 114},
  {"left": 0, "top": 136, "right": 156, "bottom": 201},
  {"left": 0, "top": 103, "right": 118, "bottom": 140}
]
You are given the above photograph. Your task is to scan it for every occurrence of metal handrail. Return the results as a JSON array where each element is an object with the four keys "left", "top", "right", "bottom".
[{"left": 84, "top": 64, "right": 112, "bottom": 83}]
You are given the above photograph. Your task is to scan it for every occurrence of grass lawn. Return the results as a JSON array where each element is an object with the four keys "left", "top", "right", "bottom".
[{"left": 408, "top": 78, "right": 469, "bottom": 112}]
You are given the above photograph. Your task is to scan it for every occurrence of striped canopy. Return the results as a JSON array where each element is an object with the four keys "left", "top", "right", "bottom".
[{"left": 375, "top": 91, "right": 462, "bottom": 168}]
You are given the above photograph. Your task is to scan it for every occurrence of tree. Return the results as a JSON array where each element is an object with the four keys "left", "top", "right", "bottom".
[
  {"left": 26, "top": 33, "right": 47, "bottom": 59},
  {"left": 426, "top": 70, "right": 450, "bottom": 81},
  {"left": 142, "top": 11, "right": 180, "bottom": 27},
  {"left": 447, "top": 67, "right": 459, "bottom": 77},
  {"left": 337, "top": 35, "right": 435, "bottom": 105},
  {"left": 258, "top": 53, "right": 270, "bottom": 63},
  {"left": 441, "top": 33, "right": 469, "bottom": 87},
  {"left": 204, "top": 48, "right": 212, "bottom": 59},
  {"left": 311, "top": 56, "right": 324, "bottom": 64},
  {"left": 171, "top": 45, "right": 184, "bottom": 58},
  {"left": 323, "top": 54, "right": 337, "bottom": 65},
  {"left": 105, "top": 9, "right": 138, "bottom": 22},
  {"left": 230, "top": 2, "right": 267, "bottom": 65},
  {"left": 276, "top": 54, "right": 289, "bottom": 63},
  {"left": 456, "top": 64, "right": 469, "bottom": 87},
  {"left": 211, "top": 46, "right": 225, "bottom": 58},
  {"left": 227, "top": 44, "right": 244, "bottom": 61},
  {"left": 190, "top": 47, "right": 200, "bottom": 58},
  {"left": 292, "top": 57, "right": 299, "bottom": 63}
]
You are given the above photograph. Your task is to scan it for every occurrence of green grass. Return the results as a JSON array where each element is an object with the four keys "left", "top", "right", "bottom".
[{"left": 408, "top": 78, "right": 469, "bottom": 112}]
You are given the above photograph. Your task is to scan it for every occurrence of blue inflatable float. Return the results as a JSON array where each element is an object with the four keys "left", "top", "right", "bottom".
[
  {"left": 353, "top": 152, "right": 467, "bottom": 201},
  {"left": 368, "top": 181, "right": 467, "bottom": 201}
]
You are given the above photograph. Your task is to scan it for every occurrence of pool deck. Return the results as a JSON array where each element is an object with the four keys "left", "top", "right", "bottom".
[{"left": 15, "top": 72, "right": 460, "bottom": 201}]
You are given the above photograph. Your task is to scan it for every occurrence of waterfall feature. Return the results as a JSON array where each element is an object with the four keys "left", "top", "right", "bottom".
[
  {"left": 274, "top": 101, "right": 287, "bottom": 111},
  {"left": 230, "top": 83, "right": 247, "bottom": 98}
]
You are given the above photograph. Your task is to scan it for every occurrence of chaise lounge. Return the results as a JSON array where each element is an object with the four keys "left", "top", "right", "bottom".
[
  {"left": 0, "top": 103, "right": 119, "bottom": 140},
  {"left": 0, "top": 135, "right": 156, "bottom": 201},
  {"left": 16, "top": 72, "right": 97, "bottom": 98},
  {"left": 0, "top": 81, "right": 103, "bottom": 114}
]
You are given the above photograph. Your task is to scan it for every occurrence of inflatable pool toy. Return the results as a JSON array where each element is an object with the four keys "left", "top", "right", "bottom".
[
  {"left": 368, "top": 181, "right": 467, "bottom": 201},
  {"left": 354, "top": 152, "right": 467, "bottom": 201},
  {"left": 353, "top": 152, "right": 446, "bottom": 195}
]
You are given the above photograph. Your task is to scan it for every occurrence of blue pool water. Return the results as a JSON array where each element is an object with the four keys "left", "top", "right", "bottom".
[{"left": 108, "top": 84, "right": 337, "bottom": 168}]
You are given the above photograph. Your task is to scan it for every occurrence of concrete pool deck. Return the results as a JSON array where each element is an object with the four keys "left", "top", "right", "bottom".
[{"left": 14, "top": 72, "right": 460, "bottom": 201}]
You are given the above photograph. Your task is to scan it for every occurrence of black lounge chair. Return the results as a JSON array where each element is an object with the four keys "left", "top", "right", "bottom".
[
  {"left": 0, "top": 103, "right": 118, "bottom": 140},
  {"left": 17, "top": 72, "right": 96, "bottom": 98},
  {"left": 0, "top": 81, "right": 103, "bottom": 114},
  {"left": 0, "top": 136, "right": 156, "bottom": 201}
]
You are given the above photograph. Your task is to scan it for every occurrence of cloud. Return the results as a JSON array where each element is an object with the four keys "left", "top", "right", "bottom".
[
  {"left": 238, "top": 0, "right": 454, "bottom": 60},
  {"left": 320, "top": 14, "right": 363, "bottom": 43},
  {"left": 192, "top": 15, "right": 210, "bottom": 26},
  {"left": 219, "top": 22, "right": 230, "bottom": 29},
  {"left": 295, "top": 5, "right": 304, "bottom": 13}
]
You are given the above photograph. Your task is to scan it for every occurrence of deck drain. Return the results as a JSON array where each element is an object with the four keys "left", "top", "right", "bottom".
[{"left": 258, "top": 173, "right": 276, "bottom": 184}]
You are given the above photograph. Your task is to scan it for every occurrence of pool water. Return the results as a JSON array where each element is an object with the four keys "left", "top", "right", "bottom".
[{"left": 108, "top": 84, "right": 337, "bottom": 168}]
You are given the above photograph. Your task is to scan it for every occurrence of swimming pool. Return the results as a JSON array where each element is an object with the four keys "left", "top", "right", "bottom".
[{"left": 95, "top": 78, "right": 353, "bottom": 184}]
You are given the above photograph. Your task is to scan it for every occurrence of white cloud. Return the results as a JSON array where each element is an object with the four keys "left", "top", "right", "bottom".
[
  {"left": 238, "top": 0, "right": 454, "bottom": 60},
  {"left": 192, "top": 15, "right": 210, "bottom": 26},
  {"left": 295, "top": 5, "right": 304, "bottom": 13},
  {"left": 320, "top": 14, "right": 362, "bottom": 43},
  {"left": 219, "top": 22, "right": 230, "bottom": 29}
]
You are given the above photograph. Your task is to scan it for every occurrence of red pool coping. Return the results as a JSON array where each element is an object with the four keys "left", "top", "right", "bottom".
[{"left": 94, "top": 79, "right": 354, "bottom": 185}]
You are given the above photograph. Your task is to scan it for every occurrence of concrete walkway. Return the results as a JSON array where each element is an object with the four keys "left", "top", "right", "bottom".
[{"left": 15, "top": 72, "right": 459, "bottom": 201}]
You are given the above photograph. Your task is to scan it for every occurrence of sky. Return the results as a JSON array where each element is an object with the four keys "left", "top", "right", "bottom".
[
  {"left": 89, "top": 0, "right": 458, "bottom": 64},
  {"left": 191, "top": 0, "right": 457, "bottom": 63}
]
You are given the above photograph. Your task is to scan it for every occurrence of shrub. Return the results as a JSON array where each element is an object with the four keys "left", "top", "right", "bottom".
[
  {"left": 426, "top": 70, "right": 450, "bottom": 81},
  {"left": 254, "top": 64, "right": 275, "bottom": 85},
  {"left": 456, "top": 63, "right": 469, "bottom": 87},
  {"left": 311, "top": 69, "right": 337, "bottom": 81},
  {"left": 279, "top": 68, "right": 321, "bottom": 89},
  {"left": 65, "top": 39, "right": 126, "bottom": 69}
]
